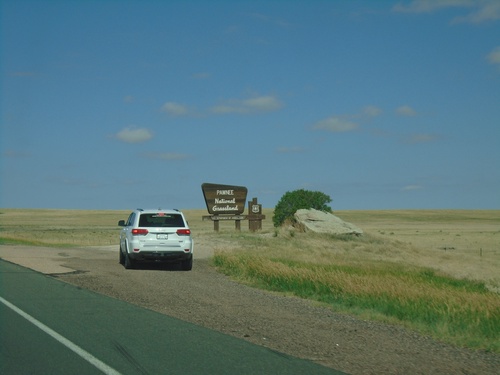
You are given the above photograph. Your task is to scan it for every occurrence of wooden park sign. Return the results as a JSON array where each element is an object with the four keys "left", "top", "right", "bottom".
[
  {"left": 201, "top": 183, "right": 265, "bottom": 231},
  {"left": 201, "top": 182, "right": 247, "bottom": 215}
]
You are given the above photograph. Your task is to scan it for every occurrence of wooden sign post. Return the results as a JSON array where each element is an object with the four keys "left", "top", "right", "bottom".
[{"left": 248, "top": 197, "right": 265, "bottom": 232}]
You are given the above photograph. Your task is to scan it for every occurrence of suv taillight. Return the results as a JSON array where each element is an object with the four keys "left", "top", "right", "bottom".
[
  {"left": 132, "top": 228, "right": 149, "bottom": 236},
  {"left": 176, "top": 229, "right": 191, "bottom": 236}
]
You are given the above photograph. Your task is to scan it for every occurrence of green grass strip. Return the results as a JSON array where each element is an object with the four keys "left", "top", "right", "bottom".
[{"left": 213, "top": 253, "right": 500, "bottom": 352}]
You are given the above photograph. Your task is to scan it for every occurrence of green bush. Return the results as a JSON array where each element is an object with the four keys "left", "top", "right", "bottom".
[{"left": 272, "top": 189, "right": 332, "bottom": 227}]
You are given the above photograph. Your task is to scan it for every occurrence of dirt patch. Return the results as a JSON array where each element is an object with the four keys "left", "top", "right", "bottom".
[{"left": 1, "top": 243, "right": 499, "bottom": 375}]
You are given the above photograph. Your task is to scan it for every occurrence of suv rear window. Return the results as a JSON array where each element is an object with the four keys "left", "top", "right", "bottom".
[{"left": 138, "top": 213, "right": 186, "bottom": 228}]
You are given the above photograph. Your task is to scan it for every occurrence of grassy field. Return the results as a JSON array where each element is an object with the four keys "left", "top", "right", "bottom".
[
  {"left": 0, "top": 209, "right": 126, "bottom": 246},
  {"left": 1, "top": 208, "right": 499, "bottom": 352}
]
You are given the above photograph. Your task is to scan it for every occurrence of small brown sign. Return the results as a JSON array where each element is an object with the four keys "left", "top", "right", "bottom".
[{"left": 201, "top": 183, "right": 248, "bottom": 215}]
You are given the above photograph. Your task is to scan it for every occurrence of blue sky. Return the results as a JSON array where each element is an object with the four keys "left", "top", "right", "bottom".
[{"left": 1, "top": 0, "right": 499, "bottom": 211}]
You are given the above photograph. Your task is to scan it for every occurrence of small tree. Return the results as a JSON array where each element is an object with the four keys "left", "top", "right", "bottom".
[{"left": 272, "top": 189, "right": 332, "bottom": 227}]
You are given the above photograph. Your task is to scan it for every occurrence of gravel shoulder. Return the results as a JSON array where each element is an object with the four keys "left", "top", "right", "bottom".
[{"left": 1, "top": 243, "right": 499, "bottom": 375}]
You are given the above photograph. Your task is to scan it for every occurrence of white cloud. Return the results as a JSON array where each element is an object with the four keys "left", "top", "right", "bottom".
[
  {"left": 487, "top": 46, "right": 500, "bottom": 65},
  {"left": 2, "top": 150, "right": 31, "bottom": 158},
  {"left": 313, "top": 117, "right": 358, "bottom": 132},
  {"left": 10, "top": 71, "right": 36, "bottom": 77},
  {"left": 243, "top": 96, "right": 283, "bottom": 111},
  {"left": 277, "top": 146, "right": 305, "bottom": 153},
  {"left": 142, "top": 152, "right": 190, "bottom": 161},
  {"left": 396, "top": 105, "right": 417, "bottom": 117},
  {"left": 211, "top": 95, "right": 283, "bottom": 114},
  {"left": 161, "top": 102, "right": 189, "bottom": 116},
  {"left": 393, "top": 0, "right": 473, "bottom": 13},
  {"left": 402, "top": 184, "right": 424, "bottom": 191},
  {"left": 312, "top": 105, "right": 383, "bottom": 134},
  {"left": 191, "top": 72, "right": 211, "bottom": 79},
  {"left": 405, "top": 133, "right": 440, "bottom": 143},
  {"left": 123, "top": 95, "right": 134, "bottom": 103},
  {"left": 115, "top": 127, "right": 153, "bottom": 143},
  {"left": 247, "top": 12, "right": 294, "bottom": 28},
  {"left": 362, "top": 105, "right": 383, "bottom": 118},
  {"left": 210, "top": 104, "right": 240, "bottom": 114},
  {"left": 453, "top": 1, "right": 500, "bottom": 23},
  {"left": 393, "top": 0, "right": 500, "bottom": 24},
  {"left": 159, "top": 95, "right": 283, "bottom": 117}
]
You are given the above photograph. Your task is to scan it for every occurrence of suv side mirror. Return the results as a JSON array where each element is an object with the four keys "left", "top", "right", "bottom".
[{"left": 118, "top": 220, "right": 126, "bottom": 227}]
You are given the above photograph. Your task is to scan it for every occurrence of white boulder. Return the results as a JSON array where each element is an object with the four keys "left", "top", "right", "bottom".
[{"left": 294, "top": 209, "right": 363, "bottom": 235}]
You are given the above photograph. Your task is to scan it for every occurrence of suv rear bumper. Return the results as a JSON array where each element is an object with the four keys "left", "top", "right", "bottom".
[{"left": 129, "top": 251, "right": 192, "bottom": 262}]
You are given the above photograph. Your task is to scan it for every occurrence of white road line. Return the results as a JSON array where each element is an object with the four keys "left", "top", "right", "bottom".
[{"left": 0, "top": 296, "right": 122, "bottom": 375}]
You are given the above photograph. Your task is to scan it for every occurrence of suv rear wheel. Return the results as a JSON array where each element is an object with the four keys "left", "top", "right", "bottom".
[
  {"left": 181, "top": 256, "right": 193, "bottom": 271},
  {"left": 123, "top": 251, "right": 134, "bottom": 269}
]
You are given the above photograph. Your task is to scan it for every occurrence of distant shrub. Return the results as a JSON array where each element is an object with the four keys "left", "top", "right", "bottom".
[{"left": 272, "top": 189, "right": 332, "bottom": 227}]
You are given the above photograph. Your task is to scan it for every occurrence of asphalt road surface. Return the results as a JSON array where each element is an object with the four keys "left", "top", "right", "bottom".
[{"left": 0, "top": 260, "right": 343, "bottom": 375}]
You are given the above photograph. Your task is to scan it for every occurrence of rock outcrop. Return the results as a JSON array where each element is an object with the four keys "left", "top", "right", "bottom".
[{"left": 294, "top": 209, "right": 363, "bottom": 235}]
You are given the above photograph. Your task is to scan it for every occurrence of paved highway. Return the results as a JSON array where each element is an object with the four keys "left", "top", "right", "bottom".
[{"left": 0, "top": 260, "right": 343, "bottom": 374}]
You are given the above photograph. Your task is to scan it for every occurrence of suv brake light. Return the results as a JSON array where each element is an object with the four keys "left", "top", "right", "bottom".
[
  {"left": 176, "top": 229, "right": 191, "bottom": 236},
  {"left": 132, "top": 228, "right": 149, "bottom": 236}
]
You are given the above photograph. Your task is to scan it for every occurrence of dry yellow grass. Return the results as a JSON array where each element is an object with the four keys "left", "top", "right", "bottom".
[
  {"left": 206, "top": 209, "right": 499, "bottom": 351},
  {"left": 186, "top": 209, "right": 499, "bottom": 293},
  {"left": 1, "top": 208, "right": 499, "bottom": 290},
  {"left": 333, "top": 210, "right": 500, "bottom": 291},
  {"left": 0, "top": 208, "right": 127, "bottom": 246}
]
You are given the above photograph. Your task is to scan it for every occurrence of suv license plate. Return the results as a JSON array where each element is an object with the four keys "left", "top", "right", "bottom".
[{"left": 156, "top": 234, "right": 168, "bottom": 240}]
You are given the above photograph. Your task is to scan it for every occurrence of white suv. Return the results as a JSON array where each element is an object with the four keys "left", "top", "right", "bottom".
[{"left": 118, "top": 209, "right": 193, "bottom": 270}]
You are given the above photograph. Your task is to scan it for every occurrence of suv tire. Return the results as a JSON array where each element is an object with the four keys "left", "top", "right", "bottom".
[
  {"left": 181, "top": 256, "right": 193, "bottom": 271},
  {"left": 119, "top": 246, "right": 125, "bottom": 265},
  {"left": 124, "top": 252, "right": 134, "bottom": 269}
]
